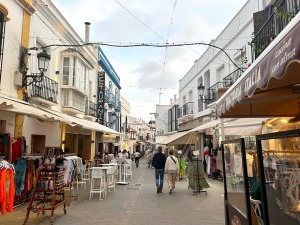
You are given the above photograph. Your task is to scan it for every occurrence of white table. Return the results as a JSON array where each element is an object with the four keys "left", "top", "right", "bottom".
[{"left": 116, "top": 162, "right": 129, "bottom": 185}]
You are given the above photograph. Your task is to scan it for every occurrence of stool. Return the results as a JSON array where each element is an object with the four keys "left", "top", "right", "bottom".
[{"left": 89, "top": 168, "right": 105, "bottom": 200}]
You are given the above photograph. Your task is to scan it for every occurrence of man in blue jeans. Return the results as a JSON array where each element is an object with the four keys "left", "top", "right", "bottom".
[{"left": 152, "top": 146, "right": 166, "bottom": 194}]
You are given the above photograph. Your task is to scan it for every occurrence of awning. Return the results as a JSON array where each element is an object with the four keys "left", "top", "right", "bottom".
[
  {"left": 216, "top": 13, "right": 300, "bottom": 118},
  {"left": 40, "top": 108, "right": 120, "bottom": 135},
  {"left": 224, "top": 118, "right": 267, "bottom": 136},
  {"left": 189, "top": 119, "right": 232, "bottom": 132},
  {"left": 0, "top": 95, "right": 72, "bottom": 124},
  {"left": 157, "top": 131, "right": 197, "bottom": 146}
]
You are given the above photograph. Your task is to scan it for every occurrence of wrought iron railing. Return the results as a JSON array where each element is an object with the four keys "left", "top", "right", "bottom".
[
  {"left": 104, "top": 87, "right": 109, "bottom": 102},
  {"left": 30, "top": 76, "right": 58, "bottom": 103},
  {"left": 115, "top": 99, "right": 121, "bottom": 112},
  {"left": 252, "top": 0, "right": 300, "bottom": 59},
  {"left": 222, "top": 69, "right": 242, "bottom": 87},
  {"left": 178, "top": 102, "right": 193, "bottom": 118},
  {"left": 85, "top": 100, "right": 96, "bottom": 117},
  {"left": 108, "top": 93, "right": 116, "bottom": 107}
]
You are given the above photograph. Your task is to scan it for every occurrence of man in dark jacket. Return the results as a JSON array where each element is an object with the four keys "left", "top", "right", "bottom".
[{"left": 152, "top": 146, "right": 166, "bottom": 194}]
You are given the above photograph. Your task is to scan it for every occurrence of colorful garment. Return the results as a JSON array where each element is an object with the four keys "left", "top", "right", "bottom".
[{"left": 188, "top": 160, "right": 210, "bottom": 190}]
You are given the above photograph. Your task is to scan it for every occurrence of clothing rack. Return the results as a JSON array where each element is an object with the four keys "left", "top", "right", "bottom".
[{"left": 192, "top": 158, "right": 207, "bottom": 196}]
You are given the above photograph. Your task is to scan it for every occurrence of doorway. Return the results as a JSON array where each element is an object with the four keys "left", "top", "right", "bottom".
[{"left": 31, "top": 135, "right": 46, "bottom": 154}]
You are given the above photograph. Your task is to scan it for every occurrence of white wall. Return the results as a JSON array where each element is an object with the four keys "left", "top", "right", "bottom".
[
  {"left": 23, "top": 118, "right": 62, "bottom": 152},
  {"left": 0, "top": 0, "right": 23, "bottom": 97},
  {"left": 178, "top": 0, "right": 259, "bottom": 121}
]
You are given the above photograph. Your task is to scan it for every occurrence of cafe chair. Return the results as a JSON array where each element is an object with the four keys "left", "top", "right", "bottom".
[
  {"left": 250, "top": 197, "right": 263, "bottom": 225},
  {"left": 124, "top": 159, "right": 133, "bottom": 179},
  {"left": 75, "top": 164, "right": 88, "bottom": 189},
  {"left": 89, "top": 167, "right": 105, "bottom": 200},
  {"left": 106, "top": 166, "right": 117, "bottom": 193}
]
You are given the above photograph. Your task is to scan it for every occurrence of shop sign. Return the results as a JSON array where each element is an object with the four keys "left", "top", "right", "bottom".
[
  {"left": 217, "top": 20, "right": 300, "bottom": 117},
  {"left": 96, "top": 71, "right": 105, "bottom": 124},
  {"left": 101, "top": 134, "right": 116, "bottom": 142}
]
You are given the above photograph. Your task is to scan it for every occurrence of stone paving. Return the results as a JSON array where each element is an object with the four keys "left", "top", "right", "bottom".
[{"left": 1, "top": 158, "right": 225, "bottom": 225}]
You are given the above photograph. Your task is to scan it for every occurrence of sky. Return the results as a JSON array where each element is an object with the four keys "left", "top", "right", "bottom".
[{"left": 52, "top": 0, "right": 248, "bottom": 122}]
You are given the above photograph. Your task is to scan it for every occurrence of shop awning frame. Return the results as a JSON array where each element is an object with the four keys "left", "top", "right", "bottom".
[
  {"left": 157, "top": 131, "right": 191, "bottom": 145},
  {"left": 216, "top": 13, "right": 300, "bottom": 118}
]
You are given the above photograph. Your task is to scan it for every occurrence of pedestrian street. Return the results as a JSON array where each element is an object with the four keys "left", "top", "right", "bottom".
[{"left": 1, "top": 158, "right": 225, "bottom": 225}]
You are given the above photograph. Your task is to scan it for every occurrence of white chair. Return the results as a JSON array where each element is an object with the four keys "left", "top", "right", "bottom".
[
  {"left": 106, "top": 166, "right": 117, "bottom": 193},
  {"left": 89, "top": 167, "right": 105, "bottom": 200},
  {"left": 250, "top": 197, "right": 264, "bottom": 225},
  {"left": 76, "top": 164, "right": 88, "bottom": 189},
  {"left": 124, "top": 159, "right": 133, "bottom": 179}
]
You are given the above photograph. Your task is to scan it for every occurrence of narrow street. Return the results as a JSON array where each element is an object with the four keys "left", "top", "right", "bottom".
[{"left": 1, "top": 158, "right": 225, "bottom": 225}]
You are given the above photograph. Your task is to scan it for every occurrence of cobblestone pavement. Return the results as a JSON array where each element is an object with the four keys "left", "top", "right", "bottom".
[{"left": 1, "top": 158, "right": 225, "bottom": 225}]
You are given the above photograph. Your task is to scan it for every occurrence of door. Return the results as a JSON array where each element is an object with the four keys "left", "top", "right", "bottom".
[{"left": 31, "top": 135, "right": 46, "bottom": 154}]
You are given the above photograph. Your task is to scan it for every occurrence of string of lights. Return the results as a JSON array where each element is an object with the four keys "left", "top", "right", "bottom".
[{"left": 38, "top": 41, "right": 243, "bottom": 71}]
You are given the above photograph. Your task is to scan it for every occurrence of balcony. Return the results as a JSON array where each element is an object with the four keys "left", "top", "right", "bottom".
[
  {"left": 84, "top": 100, "right": 96, "bottom": 119},
  {"left": 252, "top": 0, "right": 299, "bottom": 59},
  {"left": 178, "top": 102, "right": 194, "bottom": 120},
  {"left": 115, "top": 99, "right": 121, "bottom": 112},
  {"left": 61, "top": 89, "right": 86, "bottom": 116},
  {"left": 108, "top": 93, "right": 116, "bottom": 108},
  {"left": 104, "top": 86, "right": 109, "bottom": 103},
  {"left": 29, "top": 76, "right": 58, "bottom": 106},
  {"left": 222, "top": 69, "right": 242, "bottom": 87}
]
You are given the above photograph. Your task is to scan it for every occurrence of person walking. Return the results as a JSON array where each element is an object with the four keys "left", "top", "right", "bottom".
[
  {"left": 165, "top": 150, "right": 179, "bottom": 195},
  {"left": 133, "top": 151, "right": 141, "bottom": 167},
  {"left": 152, "top": 146, "right": 166, "bottom": 194}
]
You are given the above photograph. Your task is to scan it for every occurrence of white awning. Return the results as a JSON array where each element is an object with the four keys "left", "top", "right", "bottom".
[
  {"left": 0, "top": 95, "right": 71, "bottom": 123},
  {"left": 157, "top": 131, "right": 191, "bottom": 145},
  {"left": 189, "top": 119, "right": 233, "bottom": 132},
  {"left": 40, "top": 108, "right": 121, "bottom": 135},
  {"left": 223, "top": 118, "right": 267, "bottom": 136}
]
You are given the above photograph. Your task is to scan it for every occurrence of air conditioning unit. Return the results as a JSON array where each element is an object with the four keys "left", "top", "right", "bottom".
[{"left": 14, "top": 71, "right": 23, "bottom": 86}]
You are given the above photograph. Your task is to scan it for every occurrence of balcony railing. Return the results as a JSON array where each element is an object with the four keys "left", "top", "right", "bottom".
[
  {"left": 85, "top": 100, "right": 96, "bottom": 117},
  {"left": 115, "top": 99, "right": 121, "bottom": 112},
  {"left": 222, "top": 69, "right": 242, "bottom": 87},
  {"left": 252, "top": 0, "right": 300, "bottom": 59},
  {"left": 178, "top": 102, "right": 193, "bottom": 118},
  {"left": 30, "top": 75, "right": 58, "bottom": 103},
  {"left": 104, "top": 87, "right": 109, "bottom": 102},
  {"left": 108, "top": 93, "right": 116, "bottom": 107}
]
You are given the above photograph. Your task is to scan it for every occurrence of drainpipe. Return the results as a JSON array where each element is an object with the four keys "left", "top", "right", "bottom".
[{"left": 15, "top": 1, "right": 35, "bottom": 140}]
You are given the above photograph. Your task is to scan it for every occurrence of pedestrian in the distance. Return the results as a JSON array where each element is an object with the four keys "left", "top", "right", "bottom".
[
  {"left": 152, "top": 146, "right": 166, "bottom": 194},
  {"left": 165, "top": 150, "right": 179, "bottom": 195},
  {"left": 134, "top": 151, "right": 141, "bottom": 167}
]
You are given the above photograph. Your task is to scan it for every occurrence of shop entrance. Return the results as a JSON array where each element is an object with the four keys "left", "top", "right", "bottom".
[{"left": 31, "top": 135, "right": 45, "bottom": 154}]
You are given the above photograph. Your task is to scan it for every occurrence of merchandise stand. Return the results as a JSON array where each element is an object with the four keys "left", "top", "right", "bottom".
[
  {"left": 63, "top": 154, "right": 79, "bottom": 205},
  {"left": 23, "top": 148, "right": 66, "bottom": 225},
  {"left": 192, "top": 159, "right": 207, "bottom": 195}
]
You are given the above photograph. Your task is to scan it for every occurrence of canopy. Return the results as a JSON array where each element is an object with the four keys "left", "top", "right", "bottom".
[
  {"left": 216, "top": 13, "right": 300, "bottom": 118},
  {"left": 40, "top": 108, "right": 121, "bottom": 135},
  {"left": 0, "top": 95, "right": 71, "bottom": 124},
  {"left": 223, "top": 118, "right": 267, "bottom": 136},
  {"left": 157, "top": 131, "right": 197, "bottom": 146}
]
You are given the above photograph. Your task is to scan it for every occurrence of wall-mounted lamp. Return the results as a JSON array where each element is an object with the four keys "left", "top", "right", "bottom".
[
  {"left": 22, "top": 49, "right": 51, "bottom": 87},
  {"left": 198, "top": 84, "right": 214, "bottom": 103},
  {"left": 62, "top": 140, "right": 66, "bottom": 144},
  {"left": 55, "top": 71, "right": 60, "bottom": 75},
  {"left": 91, "top": 140, "right": 95, "bottom": 143}
]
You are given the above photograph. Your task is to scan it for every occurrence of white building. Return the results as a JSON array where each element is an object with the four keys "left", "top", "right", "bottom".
[{"left": 0, "top": 0, "right": 119, "bottom": 162}]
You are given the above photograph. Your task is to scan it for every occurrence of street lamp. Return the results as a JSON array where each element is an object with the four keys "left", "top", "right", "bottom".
[
  {"left": 22, "top": 49, "right": 51, "bottom": 87},
  {"left": 198, "top": 84, "right": 214, "bottom": 103}
]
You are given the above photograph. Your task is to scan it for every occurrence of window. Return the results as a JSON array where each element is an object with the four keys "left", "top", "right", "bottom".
[
  {"left": 62, "top": 57, "right": 70, "bottom": 85},
  {"left": 0, "top": 11, "right": 6, "bottom": 82}
]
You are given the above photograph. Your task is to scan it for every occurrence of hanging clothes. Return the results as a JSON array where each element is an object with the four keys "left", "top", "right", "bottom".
[
  {"left": 187, "top": 159, "right": 210, "bottom": 191},
  {"left": 0, "top": 159, "right": 15, "bottom": 214}
]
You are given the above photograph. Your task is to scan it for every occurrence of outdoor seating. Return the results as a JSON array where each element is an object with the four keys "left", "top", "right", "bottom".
[{"left": 89, "top": 167, "right": 105, "bottom": 200}]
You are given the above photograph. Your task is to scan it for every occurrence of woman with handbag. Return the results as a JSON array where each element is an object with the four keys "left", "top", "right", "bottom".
[{"left": 165, "top": 150, "right": 179, "bottom": 195}]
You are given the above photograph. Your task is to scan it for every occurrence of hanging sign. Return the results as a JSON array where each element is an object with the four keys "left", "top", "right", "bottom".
[{"left": 96, "top": 71, "right": 105, "bottom": 124}]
